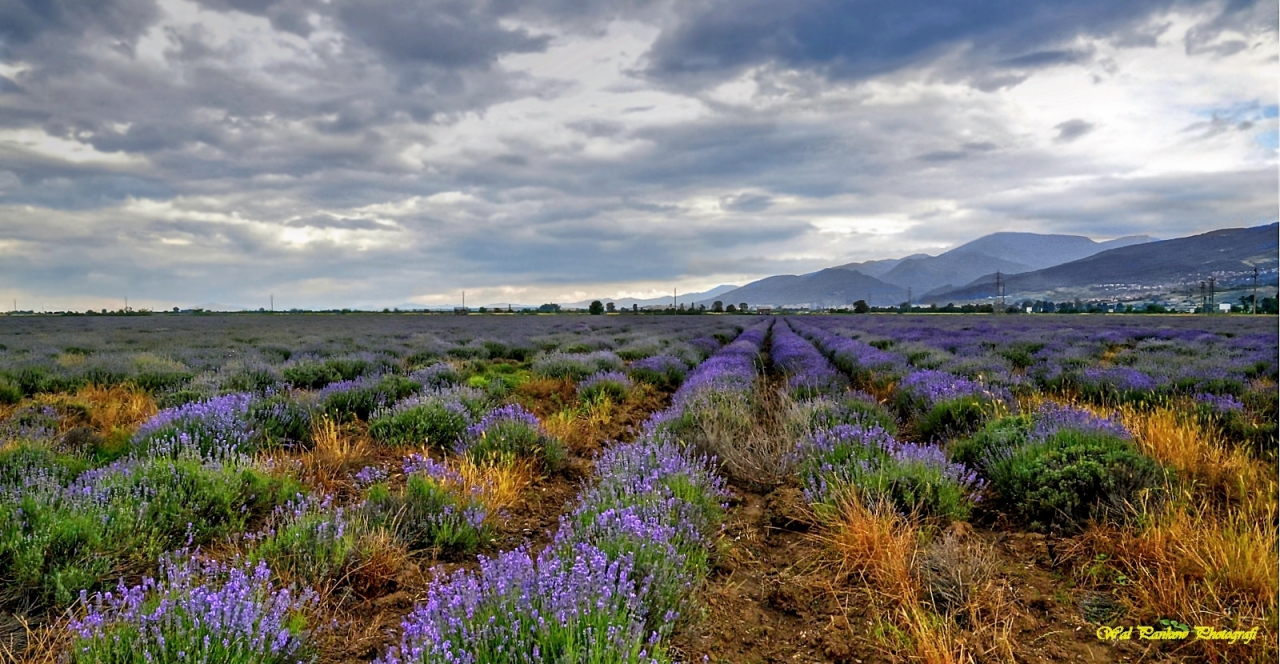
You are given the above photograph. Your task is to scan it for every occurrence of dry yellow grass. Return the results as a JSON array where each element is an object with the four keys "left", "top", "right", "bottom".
[
  {"left": 407, "top": 453, "right": 533, "bottom": 514},
  {"left": 290, "top": 416, "right": 374, "bottom": 490},
  {"left": 453, "top": 456, "right": 534, "bottom": 512},
  {"left": 821, "top": 497, "right": 1016, "bottom": 663},
  {"left": 1114, "top": 404, "right": 1259, "bottom": 503},
  {"left": 30, "top": 384, "right": 158, "bottom": 434},
  {"left": 1071, "top": 489, "right": 1278, "bottom": 662},
  {"left": 1038, "top": 398, "right": 1280, "bottom": 662}
]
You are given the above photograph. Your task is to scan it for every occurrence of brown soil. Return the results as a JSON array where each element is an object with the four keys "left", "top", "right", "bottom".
[{"left": 674, "top": 483, "right": 1155, "bottom": 664}]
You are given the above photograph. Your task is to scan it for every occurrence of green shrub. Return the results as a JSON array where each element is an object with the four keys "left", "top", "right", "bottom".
[
  {"left": 0, "top": 454, "right": 295, "bottom": 611},
  {"left": 0, "top": 378, "right": 20, "bottom": 405},
  {"left": 948, "top": 415, "right": 1032, "bottom": 471},
  {"left": 915, "top": 396, "right": 989, "bottom": 442},
  {"left": 247, "top": 496, "right": 358, "bottom": 587},
  {"left": 282, "top": 361, "right": 341, "bottom": 389},
  {"left": 247, "top": 394, "right": 314, "bottom": 449},
  {"left": 369, "top": 398, "right": 470, "bottom": 448},
  {"left": 985, "top": 429, "right": 1164, "bottom": 531},
  {"left": 362, "top": 467, "right": 486, "bottom": 555}
]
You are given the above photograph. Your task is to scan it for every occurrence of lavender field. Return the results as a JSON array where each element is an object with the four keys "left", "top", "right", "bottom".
[{"left": 0, "top": 313, "right": 1275, "bottom": 663}]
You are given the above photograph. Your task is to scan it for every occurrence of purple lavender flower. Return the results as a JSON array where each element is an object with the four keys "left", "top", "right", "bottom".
[
  {"left": 69, "top": 553, "right": 316, "bottom": 663},
  {"left": 0, "top": 405, "right": 60, "bottom": 443},
  {"left": 1030, "top": 402, "right": 1131, "bottom": 441},
  {"left": 134, "top": 392, "right": 255, "bottom": 454},
  {"left": 351, "top": 465, "right": 389, "bottom": 488},
  {"left": 1194, "top": 392, "right": 1245, "bottom": 413}
]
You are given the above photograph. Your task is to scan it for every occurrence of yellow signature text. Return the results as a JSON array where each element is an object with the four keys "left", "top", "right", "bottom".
[{"left": 1096, "top": 625, "right": 1259, "bottom": 645}]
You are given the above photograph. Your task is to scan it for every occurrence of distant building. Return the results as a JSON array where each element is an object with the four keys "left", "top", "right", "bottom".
[
  {"left": 756, "top": 306, "right": 772, "bottom": 315},
  {"left": 1218, "top": 303, "right": 1232, "bottom": 313},
  {"left": 453, "top": 307, "right": 469, "bottom": 315}
]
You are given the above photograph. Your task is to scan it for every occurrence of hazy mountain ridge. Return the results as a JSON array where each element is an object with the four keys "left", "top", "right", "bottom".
[
  {"left": 928, "top": 224, "right": 1278, "bottom": 302},
  {"left": 705, "top": 230, "right": 1160, "bottom": 308}
]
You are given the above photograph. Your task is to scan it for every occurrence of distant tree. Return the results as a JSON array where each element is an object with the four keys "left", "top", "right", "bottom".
[
  {"left": 739, "top": 302, "right": 748, "bottom": 313},
  {"left": 589, "top": 300, "right": 605, "bottom": 315},
  {"left": 725, "top": 304, "right": 737, "bottom": 312},
  {"left": 633, "top": 303, "right": 639, "bottom": 312},
  {"left": 478, "top": 306, "right": 487, "bottom": 313},
  {"left": 606, "top": 302, "right": 616, "bottom": 312},
  {"left": 538, "top": 303, "right": 561, "bottom": 313},
  {"left": 712, "top": 300, "right": 724, "bottom": 313},
  {"left": 853, "top": 300, "right": 870, "bottom": 314}
]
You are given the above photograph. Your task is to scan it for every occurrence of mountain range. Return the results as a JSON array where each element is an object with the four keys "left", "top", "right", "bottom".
[
  {"left": 930, "top": 223, "right": 1278, "bottom": 303},
  {"left": 700, "top": 224, "right": 1277, "bottom": 308}
]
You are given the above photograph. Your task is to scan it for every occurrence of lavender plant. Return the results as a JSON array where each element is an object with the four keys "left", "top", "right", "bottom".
[
  {"left": 795, "top": 423, "right": 983, "bottom": 521},
  {"left": 626, "top": 354, "right": 688, "bottom": 391},
  {"left": 69, "top": 553, "right": 316, "bottom": 664},
  {"left": 577, "top": 370, "right": 633, "bottom": 403},
  {"left": 369, "top": 390, "right": 473, "bottom": 448},
  {"left": 771, "top": 322, "right": 849, "bottom": 399},
  {"left": 456, "top": 404, "right": 564, "bottom": 470},
  {"left": 362, "top": 455, "right": 488, "bottom": 554},
  {"left": 0, "top": 444, "right": 294, "bottom": 611},
  {"left": 133, "top": 392, "right": 255, "bottom": 455},
  {"left": 246, "top": 494, "right": 358, "bottom": 587},
  {"left": 377, "top": 544, "right": 664, "bottom": 664}
]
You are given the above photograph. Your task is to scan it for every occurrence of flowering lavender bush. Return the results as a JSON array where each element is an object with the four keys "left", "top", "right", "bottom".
[
  {"left": 246, "top": 494, "right": 358, "bottom": 587},
  {"left": 950, "top": 403, "right": 1130, "bottom": 473},
  {"left": 0, "top": 446, "right": 293, "bottom": 610},
  {"left": 0, "top": 404, "right": 60, "bottom": 443},
  {"left": 531, "top": 350, "right": 625, "bottom": 381},
  {"left": 362, "top": 455, "right": 488, "bottom": 554},
  {"left": 456, "top": 404, "right": 563, "bottom": 470},
  {"left": 247, "top": 391, "right": 316, "bottom": 449},
  {"left": 787, "top": 319, "right": 906, "bottom": 387},
  {"left": 1194, "top": 392, "right": 1246, "bottom": 414},
  {"left": 69, "top": 553, "right": 315, "bottom": 664},
  {"left": 319, "top": 375, "right": 421, "bottom": 421},
  {"left": 795, "top": 423, "right": 982, "bottom": 521},
  {"left": 771, "top": 323, "right": 849, "bottom": 398},
  {"left": 377, "top": 544, "right": 663, "bottom": 664},
  {"left": 577, "top": 370, "right": 633, "bottom": 402},
  {"left": 558, "top": 436, "right": 728, "bottom": 627},
  {"left": 783, "top": 393, "right": 898, "bottom": 440},
  {"left": 369, "top": 391, "right": 472, "bottom": 448},
  {"left": 626, "top": 354, "right": 688, "bottom": 391},
  {"left": 407, "top": 362, "right": 461, "bottom": 390},
  {"left": 132, "top": 392, "right": 255, "bottom": 455}
]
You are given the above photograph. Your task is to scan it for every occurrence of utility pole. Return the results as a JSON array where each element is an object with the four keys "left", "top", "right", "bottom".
[
  {"left": 1253, "top": 267, "right": 1259, "bottom": 314},
  {"left": 673, "top": 288, "right": 677, "bottom": 309},
  {"left": 1208, "top": 277, "right": 1215, "bottom": 313},
  {"left": 462, "top": 291, "right": 465, "bottom": 309},
  {"left": 125, "top": 296, "right": 128, "bottom": 313},
  {"left": 1200, "top": 281, "right": 1206, "bottom": 314},
  {"left": 270, "top": 294, "right": 274, "bottom": 312},
  {"left": 994, "top": 271, "right": 1004, "bottom": 313}
]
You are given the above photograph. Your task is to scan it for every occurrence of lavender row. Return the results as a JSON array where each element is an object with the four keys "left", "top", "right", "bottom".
[
  {"left": 771, "top": 320, "right": 849, "bottom": 398},
  {"left": 376, "top": 330, "right": 742, "bottom": 664}
]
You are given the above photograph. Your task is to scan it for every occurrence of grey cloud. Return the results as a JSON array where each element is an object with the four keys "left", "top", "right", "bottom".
[
  {"left": 335, "top": 0, "right": 549, "bottom": 69},
  {"left": 998, "top": 48, "right": 1094, "bottom": 68},
  {"left": 1054, "top": 119, "right": 1095, "bottom": 143},
  {"left": 719, "top": 193, "right": 772, "bottom": 212}
]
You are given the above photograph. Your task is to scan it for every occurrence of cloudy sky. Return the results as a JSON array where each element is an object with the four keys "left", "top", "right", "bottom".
[{"left": 0, "top": 0, "right": 1275, "bottom": 310}]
